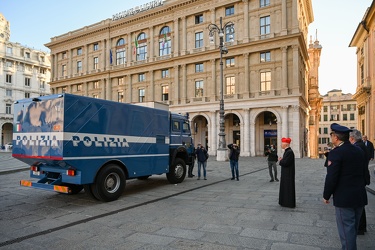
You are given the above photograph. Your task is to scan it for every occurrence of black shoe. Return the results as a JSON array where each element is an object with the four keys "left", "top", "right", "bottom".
[
  {"left": 231, "top": 177, "right": 235, "bottom": 180},
  {"left": 270, "top": 179, "right": 274, "bottom": 182},
  {"left": 191, "top": 174, "right": 195, "bottom": 177},
  {"left": 357, "top": 230, "right": 365, "bottom": 235},
  {"left": 204, "top": 178, "right": 207, "bottom": 180},
  {"left": 275, "top": 178, "right": 279, "bottom": 182},
  {"left": 188, "top": 175, "right": 193, "bottom": 178},
  {"left": 236, "top": 178, "right": 239, "bottom": 181}
]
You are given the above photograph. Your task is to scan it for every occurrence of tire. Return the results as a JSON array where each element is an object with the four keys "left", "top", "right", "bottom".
[
  {"left": 137, "top": 176, "right": 150, "bottom": 180},
  {"left": 166, "top": 158, "right": 186, "bottom": 184},
  {"left": 91, "top": 164, "right": 126, "bottom": 202},
  {"left": 83, "top": 184, "right": 99, "bottom": 200}
]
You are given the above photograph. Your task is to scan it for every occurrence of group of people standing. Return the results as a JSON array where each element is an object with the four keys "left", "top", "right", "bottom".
[
  {"left": 323, "top": 123, "right": 372, "bottom": 250},
  {"left": 189, "top": 125, "right": 373, "bottom": 250}
]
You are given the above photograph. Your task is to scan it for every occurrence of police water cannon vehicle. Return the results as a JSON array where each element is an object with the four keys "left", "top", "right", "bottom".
[{"left": 13, "top": 93, "right": 195, "bottom": 202}]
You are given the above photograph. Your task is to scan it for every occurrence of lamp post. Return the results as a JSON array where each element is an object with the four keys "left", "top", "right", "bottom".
[{"left": 208, "top": 17, "right": 234, "bottom": 161}]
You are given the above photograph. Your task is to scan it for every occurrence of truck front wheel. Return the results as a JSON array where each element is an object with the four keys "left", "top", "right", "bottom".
[
  {"left": 91, "top": 164, "right": 126, "bottom": 202},
  {"left": 166, "top": 158, "right": 186, "bottom": 184}
]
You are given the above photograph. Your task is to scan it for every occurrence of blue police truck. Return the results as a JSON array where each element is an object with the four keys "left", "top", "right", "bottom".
[{"left": 13, "top": 94, "right": 195, "bottom": 202}]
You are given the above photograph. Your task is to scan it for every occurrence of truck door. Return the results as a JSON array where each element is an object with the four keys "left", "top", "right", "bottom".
[{"left": 13, "top": 96, "right": 64, "bottom": 163}]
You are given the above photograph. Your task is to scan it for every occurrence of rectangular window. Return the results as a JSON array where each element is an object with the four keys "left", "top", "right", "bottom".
[
  {"left": 195, "top": 32, "right": 203, "bottom": 48},
  {"left": 6, "top": 104, "right": 11, "bottom": 114},
  {"left": 93, "top": 57, "right": 99, "bottom": 69},
  {"left": 6, "top": 89, "right": 12, "bottom": 96},
  {"left": 324, "top": 115, "right": 328, "bottom": 121},
  {"left": 40, "top": 68, "right": 46, "bottom": 74},
  {"left": 319, "top": 128, "right": 321, "bottom": 134},
  {"left": 225, "top": 6, "right": 234, "bottom": 16},
  {"left": 343, "top": 114, "right": 348, "bottom": 121},
  {"left": 226, "top": 58, "right": 235, "bottom": 67},
  {"left": 40, "top": 81, "right": 45, "bottom": 89},
  {"left": 195, "top": 14, "right": 203, "bottom": 24},
  {"left": 77, "top": 61, "right": 82, "bottom": 73},
  {"left": 323, "top": 127, "right": 328, "bottom": 134},
  {"left": 62, "top": 87, "right": 67, "bottom": 93},
  {"left": 62, "top": 52, "right": 66, "bottom": 59},
  {"left": 260, "top": 71, "right": 271, "bottom": 91},
  {"left": 25, "top": 77, "right": 31, "bottom": 87},
  {"left": 225, "top": 25, "right": 234, "bottom": 42},
  {"left": 161, "top": 69, "right": 169, "bottom": 78},
  {"left": 226, "top": 76, "right": 235, "bottom": 94},
  {"left": 260, "top": 0, "right": 270, "bottom": 7},
  {"left": 323, "top": 106, "right": 328, "bottom": 112},
  {"left": 360, "top": 64, "right": 364, "bottom": 85},
  {"left": 6, "top": 47, "right": 12, "bottom": 54},
  {"left": 25, "top": 92, "right": 30, "bottom": 98},
  {"left": 93, "top": 43, "right": 99, "bottom": 51},
  {"left": 260, "top": 52, "right": 271, "bottom": 62},
  {"left": 25, "top": 52, "right": 30, "bottom": 58},
  {"left": 162, "top": 86, "right": 169, "bottom": 101},
  {"left": 322, "top": 138, "right": 327, "bottom": 144},
  {"left": 93, "top": 81, "right": 99, "bottom": 89},
  {"left": 260, "top": 16, "right": 271, "bottom": 36},
  {"left": 6, "top": 74, "right": 12, "bottom": 83},
  {"left": 195, "top": 63, "right": 203, "bottom": 72},
  {"left": 77, "top": 84, "right": 82, "bottom": 91},
  {"left": 62, "top": 65, "right": 67, "bottom": 76},
  {"left": 139, "top": 73, "right": 145, "bottom": 82},
  {"left": 77, "top": 48, "right": 82, "bottom": 55},
  {"left": 350, "top": 113, "right": 355, "bottom": 120},
  {"left": 195, "top": 80, "right": 204, "bottom": 97},
  {"left": 93, "top": 94, "right": 99, "bottom": 99},
  {"left": 139, "top": 89, "right": 145, "bottom": 102},
  {"left": 6, "top": 61, "right": 12, "bottom": 67},
  {"left": 118, "top": 78, "right": 123, "bottom": 85},
  {"left": 118, "top": 91, "right": 124, "bottom": 102}
]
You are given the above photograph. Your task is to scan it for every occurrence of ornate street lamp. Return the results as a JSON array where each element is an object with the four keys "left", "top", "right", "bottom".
[{"left": 208, "top": 17, "right": 234, "bottom": 161}]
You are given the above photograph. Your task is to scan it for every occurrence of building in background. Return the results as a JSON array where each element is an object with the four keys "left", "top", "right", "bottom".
[
  {"left": 318, "top": 89, "right": 357, "bottom": 157},
  {"left": 0, "top": 13, "right": 51, "bottom": 147},
  {"left": 45, "top": 0, "right": 317, "bottom": 158},
  {"left": 350, "top": 0, "right": 374, "bottom": 145}
]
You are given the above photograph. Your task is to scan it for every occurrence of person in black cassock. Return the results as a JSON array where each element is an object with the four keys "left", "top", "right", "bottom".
[{"left": 278, "top": 137, "right": 295, "bottom": 208}]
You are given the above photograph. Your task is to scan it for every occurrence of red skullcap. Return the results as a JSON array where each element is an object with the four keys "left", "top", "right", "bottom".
[{"left": 281, "top": 137, "right": 291, "bottom": 144}]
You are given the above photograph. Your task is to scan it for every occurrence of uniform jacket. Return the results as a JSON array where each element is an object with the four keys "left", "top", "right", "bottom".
[
  {"left": 354, "top": 141, "right": 371, "bottom": 185},
  {"left": 364, "top": 140, "right": 374, "bottom": 159},
  {"left": 323, "top": 141, "right": 368, "bottom": 208}
]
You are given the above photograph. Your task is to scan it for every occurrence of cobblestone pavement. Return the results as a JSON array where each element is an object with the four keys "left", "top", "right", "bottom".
[{"left": 0, "top": 152, "right": 374, "bottom": 249}]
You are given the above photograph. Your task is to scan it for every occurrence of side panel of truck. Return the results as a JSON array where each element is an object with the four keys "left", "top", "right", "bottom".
[{"left": 13, "top": 94, "right": 170, "bottom": 184}]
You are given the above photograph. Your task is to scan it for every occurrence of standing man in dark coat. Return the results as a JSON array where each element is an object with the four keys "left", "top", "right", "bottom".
[
  {"left": 323, "top": 123, "right": 368, "bottom": 250},
  {"left": 228, "top": 143, "right": 240, "bottom": 181},
  {"left": 265, "top": 144, "right": 278, "bottom": 182},
  {"left": 350, "top": 129, "right": 370, "bottom": 235},
  {"left": 363, "top": 135, "right": 374, "bottom": 161},
  {"left": 195, "top": 143, "right": 208, "bottom": 180},
  {"left": 278, "top": 137, "right": 295, "bottom": 208}
]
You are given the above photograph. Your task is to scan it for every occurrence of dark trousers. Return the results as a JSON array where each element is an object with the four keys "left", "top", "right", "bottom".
[
  {"left": 358, "top": 207, "right": 367, "bottom": 232},
  {"left": 188, "top": 160, "right": 195, "bottom": 177},
  {"left": 268, "top": 161, "right": 277, "bottom": 180}
]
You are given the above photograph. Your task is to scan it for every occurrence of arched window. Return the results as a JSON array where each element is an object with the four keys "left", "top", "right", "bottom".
[
  {"left": 136, "top": 33, "right": 147, "bottom": 61},
  {"left": 116, "top": 38, "right": 126, "bottom": 65},
  {"left": 159, "top": 26, "right": 171, "bottom": 56}
]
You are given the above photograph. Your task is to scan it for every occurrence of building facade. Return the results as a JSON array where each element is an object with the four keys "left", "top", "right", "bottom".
[
  {"left": 0, "top": 13, "right": 51, "bottom": 147},
  {"left": 318, "top": 89, "right": 357, "bottom": 157},
  {"left": 46, "top": 0, "right": 316, "bottom": 158},
  {"left": 350, "top": 0, "right": 375, "bottom": 145}
]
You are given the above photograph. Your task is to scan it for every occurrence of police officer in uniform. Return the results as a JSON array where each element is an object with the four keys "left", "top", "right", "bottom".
[{"left": 323, "top": 123, "right": 368, "bottom": 250}]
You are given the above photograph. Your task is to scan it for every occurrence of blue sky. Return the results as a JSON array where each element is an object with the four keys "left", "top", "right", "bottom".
[{"left": 1, "top": 0, "right": 373, "bottom": 95}]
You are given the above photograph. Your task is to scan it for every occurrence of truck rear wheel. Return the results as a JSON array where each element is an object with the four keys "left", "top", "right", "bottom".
[
  {"left": 166, "top": 158, "right": 186, "bottom": 184},
  {"left": 91, "top": 164, "right": 126, "bottom": 202}
]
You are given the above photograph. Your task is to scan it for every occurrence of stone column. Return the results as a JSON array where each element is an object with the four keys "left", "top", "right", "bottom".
[
  {"left": 106, "top": 77, "right": 112, "bottom": 100},
  {"left": 249, "top": 120, "right": 256, "bottom": 156},
  {"left": 281, "top": 0, "right": 287, "bottom": 35},
  {"left": 292, "top": 45, "right": 299, "bottom": 94},
  {"left": 292, "top": 105, "right": 301, "bottom": 157},
  {"left": 181, "top": 17, "right": 187, "bottom": 54},
  {"left": 281, "top": 105, "right": 289, "bottom": 138},
  {"left": 244, "top": 53, "right": 250, "bottom": 95},
  {"left": 85, "top": 44, "right": 89, "bottom": 73},
  {"left": 149, "top": 27, "right": 154, "bottom": 62},
  {"left": 84, "top": 81, "right": 88, "bottom": 96},
  {"left": 181, "top": 64, "right": 187, "bottom": 103},
  {"left": 128, "top": 74, "right": 132, "bottom": 103},
  {"left": 243, "top": 108, "right": 250, "bottom": 156},
  {"left": 210, "top": 111, "right": 217, "bottom": 154},
  {"left": 281, "top": 46, "right": 288, "bottom": 94},
  {"left": 174, "top": 18, "right": 179, "bottom": 57},
  {"left": 174, "top": 65, "right": 179, "bottom": 103},
  {"left": 211, "top": 59, "right": 216, "bottom": 100},
  {"left": 242, "top": 0, "right": 249, "bottom": 42},
  {"left": 149, "top": 70, "right": 154, "bottom": 101}
]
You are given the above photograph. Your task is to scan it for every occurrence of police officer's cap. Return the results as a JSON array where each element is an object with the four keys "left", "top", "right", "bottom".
[{"left": 330, "top": 123, "right": 352, "bottom": 134}]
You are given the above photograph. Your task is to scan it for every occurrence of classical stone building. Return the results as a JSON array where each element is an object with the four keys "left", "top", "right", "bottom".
[
  {"left": 46, "top": 0, "right": 317, "bottom": 158},
  {"left": 0, "top": 13, "right": 51, "bottom": 147},
  {"left": 318, "top": 89, "right": 357, "bottom": 157},
  {"left": 350, "top": 0, "right": 375, "bottom": 145}
]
